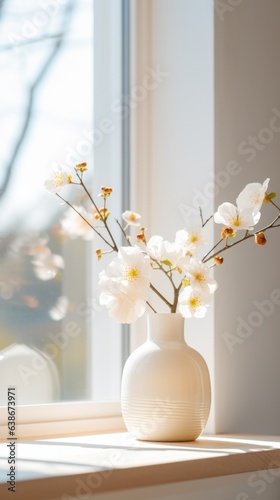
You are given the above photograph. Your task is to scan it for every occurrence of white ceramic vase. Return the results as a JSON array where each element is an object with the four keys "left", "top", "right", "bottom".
[{"left": 121, "top": 313, "right": 211, "bottom": 441}]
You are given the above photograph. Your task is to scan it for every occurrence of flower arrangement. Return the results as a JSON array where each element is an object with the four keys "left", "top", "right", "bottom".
[{"left": 44, "top": 163, "right": 279, "bottom": 324}]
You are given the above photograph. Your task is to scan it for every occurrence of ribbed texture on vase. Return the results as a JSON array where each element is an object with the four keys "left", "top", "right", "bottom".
[{"left": 121, "top": 397, "right": 209, "bottom": 441}]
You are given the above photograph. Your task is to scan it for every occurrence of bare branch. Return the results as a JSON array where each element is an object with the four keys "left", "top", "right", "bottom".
[
  {"left": 0, "top": 0, "right": 6, "bottom": 21},
  {"left": 0, "top": 0, "right": 76, "bottom": 201},
  {"left": 0, "top": 33, "right": 64, "bottom": 52}
]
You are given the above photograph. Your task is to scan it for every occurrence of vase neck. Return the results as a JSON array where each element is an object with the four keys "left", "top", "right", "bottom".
[{"left": 147, "top": 313, "right": 185, "bottom": 343}]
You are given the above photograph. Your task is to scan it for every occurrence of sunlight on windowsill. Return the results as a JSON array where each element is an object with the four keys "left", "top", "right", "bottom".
[{"left": 1, "top": 432, "right": 280, "bottom": 499}]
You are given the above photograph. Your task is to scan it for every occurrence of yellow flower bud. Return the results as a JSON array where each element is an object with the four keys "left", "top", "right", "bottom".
[
  {"left": 255, "top": 232, "right": 267, "bottom": 246},
  {"left": 221, "top": 226, "right": 235, "bottom": 239},
  {"left": 214, "top": 256, "right": 224, "bottom": 265},
  {"left": 99, "top": 186, "right": 113, "bottom": 198},
  {"left": 75, "top": 162, "right": 88, "bottom": 172},
  {"left": 96, "top": 249, "right": 102, "bottom": 260},
  {"left": 136, "top": 233, "right": 146, "bottom": 244},
  {"left": 99, "top": 207, "right": 110, "bottom": 220}
]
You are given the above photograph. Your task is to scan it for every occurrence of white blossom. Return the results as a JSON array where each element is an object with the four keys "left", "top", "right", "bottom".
[
  {"left": 104, "top": 246, "right": 151, "bottom": 294},
  {"left": 178, "top": 287, "right": 211, "bottom": 318},
  {"left": 146, "top": 236, "right": 184, "bottom": 267},
  {"left": 182, "top": 257, "right": 217, "bottom": 294},
  {"left": 146, "top": 235, "right": 165, "bottom": 260},
  {"left": 44, "top": 163, "right": 72, "bottom": 193},
  {"left": 49, "top": 296, "right": 69, "bottom": 321},
  {"left": 32, "top": 247, "right": 64, "bottom": 281},
  {"left": 100, "top": 280, "right": 147, "bottom": 323},
  {"left": 175, "top": 226, "right": 209, "bottom": 253},
  {"left": 122, "top": 210, "right": 141, "bottom": 227},
  {"left": 236, "top": 178, "right": 270, "bottom": 214},
  {"left": 214, "top": 202, "right": 260, "bottom": 230},
  {"left": 98, "top": 246, "right": 151, "bottom": 322}
]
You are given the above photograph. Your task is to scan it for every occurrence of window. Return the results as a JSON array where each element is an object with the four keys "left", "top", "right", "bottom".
[
  {"left": 0, "top": 0, "right": 129, "bottom": 413},
  {"left": 0, "top": 0, "right": 216, "bottom": 438}
]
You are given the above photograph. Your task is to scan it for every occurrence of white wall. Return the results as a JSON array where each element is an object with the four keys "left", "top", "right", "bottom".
[
  {"left": 131, "top": 0, "right": 280, "bottom": 436},
  {"left": 214, "top": 0, "right": 280, "bottom": 434}
]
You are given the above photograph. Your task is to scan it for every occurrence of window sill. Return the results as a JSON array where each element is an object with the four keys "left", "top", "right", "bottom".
[
  {"left": 0, "top": 401, "right": 123, "bottom": 440},
  {"left": 1, "top": 432, "right": 280, "bottom": 499}
]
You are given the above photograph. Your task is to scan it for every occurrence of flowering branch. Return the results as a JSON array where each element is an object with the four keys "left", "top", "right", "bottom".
[
  {"left": 77, "top": 171, "right": 119, "bottom": 252},
  {"left": 44, "top": 166, "right": 278, "bottom": 323},
  {"left": 203, "top": 199, "right": 280, "bottom": 263}
]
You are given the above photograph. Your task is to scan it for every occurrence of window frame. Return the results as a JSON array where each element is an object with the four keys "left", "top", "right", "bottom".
[
  {"left": 0, "top": 401, "right": 125, "bottom": 439},
  {"left": 0, "top": 0, "right": 132, "bottom": 438}
]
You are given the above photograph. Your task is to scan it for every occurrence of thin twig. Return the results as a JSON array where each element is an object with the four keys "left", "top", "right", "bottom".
[
  {"left": 269, "top": 198, "right": 280, "bottom": 212},
  {"left": 56, "top": 193, "right": 116, "bottom": 250},
  {"left": 146, "top": 301, "right": 157, "bottom": 313},
  {"left": 199, "top": 207, "right": 204, "bottom": 226},
  {"left": 149, "top": 283, "right": 173, "bottom": 310},
  {"left": 78, "top": 176, "right": 118, "bottom": 251},
  {"left": 202, "top": 214, "right": 213, "bottom": 227},
  {"left": 115, "top": 219, "right": 131, "bottom": 246},
  {"left": 202, "top": 238, "right": 223, "bottom": 262}
]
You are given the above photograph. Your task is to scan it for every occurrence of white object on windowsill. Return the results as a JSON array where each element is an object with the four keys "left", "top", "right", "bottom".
[{"left": 0, "top": 344, "right": 60, "bottom": 405}]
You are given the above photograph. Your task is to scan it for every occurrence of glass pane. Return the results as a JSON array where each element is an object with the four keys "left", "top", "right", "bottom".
[{"left": 0, "top": 0, "right": 121, "bottom": 405}]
